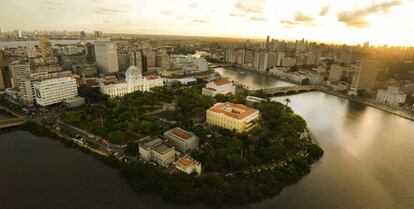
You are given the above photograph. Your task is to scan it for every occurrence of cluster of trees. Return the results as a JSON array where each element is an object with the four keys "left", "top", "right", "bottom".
[
  {"left": 61, "top": 87, "right": 175, "bottom": 144},
  {"left": 193, "top": 101, "right": 318, "bottom": 173},
  {"left": 116, "top": 149, "right": 319, "bottom": 206}
]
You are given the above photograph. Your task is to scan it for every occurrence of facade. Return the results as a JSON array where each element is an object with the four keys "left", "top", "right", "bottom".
[
  {"left": 175, "top": 157, "right": 202, "bottom": 175},
  {"left": 9, "top": 62, "right": 30, "bottom": 88},
  {"left": 94, "top": 38, "right": 119, "bottom": 74},
  {"left": 202, "top": 78, "right": 236, "bottom": 97},
  {"left": 206, "top": 102, "right": 260, "bottom": 133},
  {"left": 99, "top": 66, "right": 163, "bottom": 98},
  {"left": 349, "top": 60, "right": 380, "bottom": 95},
  {"left": 329, "top": 64, "right": 345, "bottom": 82},
  {"left": 164, "top": 127, "right": 199, "bottom": 153},
  {"left": 33, "top": 76, "right": 78, "bottom": 106},
  {"left": 139, "top": 138, "right": 175, "bottom": 167},
  {"left": 376, "top": 86, "right": 407, "bottom": 106}
]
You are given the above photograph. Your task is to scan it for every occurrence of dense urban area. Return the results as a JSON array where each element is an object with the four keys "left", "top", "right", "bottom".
[{"left": 1, "top": 29, "right": 414, "bottom": 205}]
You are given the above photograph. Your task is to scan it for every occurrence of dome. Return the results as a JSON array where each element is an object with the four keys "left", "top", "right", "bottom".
[{"left": 125, "top": 66, "right": 142, "bottom": 78}]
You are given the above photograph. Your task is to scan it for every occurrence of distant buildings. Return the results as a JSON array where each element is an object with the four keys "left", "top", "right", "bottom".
[
  {"left": 139, "top": 138, "right": 175, "bottom": 167},
  {"left": 9, "top": 61, "right": 30, "bottom": 88},
  {"left": 94, "top": 38, "right": 119, "bottom": 74},
  {"left": 349, "top": 60, "right": 380, "bottom": 95},
  {"left": 164, "top": 127, "right": 199, "bottom": 153},
  {"left": 33, "top": 76, "right": 78, "bottom": 106},
  {"left": 376, "top": 86, "right": 407, "bottom": 106},
  {"left": 202, "top": 78, "right": 236, "bottom": 97},
  {"left": 206, "top": 102, "right": 260, "bottom": 133},
  {"left": 170, "top": 54, "right": 208, "bottom": 74},
  {"left": 329, "top": 64, "right": 346, "bottom": 82},
  {"left": 99, "top": 66, "right": 163, "bottom": 98}
]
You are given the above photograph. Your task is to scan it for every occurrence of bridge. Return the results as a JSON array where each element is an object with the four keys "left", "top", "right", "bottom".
[
  {"left": 249, "top": 85, "right": 320, "bottom": 96},
  {"left": 0, "top": 107, "right": 25, "bottom": 129}
]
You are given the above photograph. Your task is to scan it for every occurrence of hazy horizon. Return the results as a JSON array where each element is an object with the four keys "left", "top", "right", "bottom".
[{"left": 1, "top": 0, "right": 414, "bottom": 46}]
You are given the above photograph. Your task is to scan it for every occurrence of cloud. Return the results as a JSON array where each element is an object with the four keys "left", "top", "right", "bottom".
[
  {"left": 95, "top": 7, "right": 125, "bottom": 15},
  {"left": 234, "top": 0, "right": 266, "bottom": 14},
  {"left": 337, "top": 0, "right": 403, "bottom": 28},
  {"left": 42, "top": 1, "right": 63, "bottom": 6},
  {"left": 161, "top": 10, "right": 175, "bottom": 16},
  {"left": 249, "top": 16, "right": 266, "bottom": 21},
  {"left": 192, "top": 18, "right": 207, "bottom": 23},
  {"left": 187, "top": 2, "right": 198, "bottom": 8},
  {"left": 319, "top": 6, "right": 329, "bottom": 16},
  {"left": 230, "top": 13, "right": 245, "bottom": 17},
  {"left": 281, "top": 12, "right": 315, "bottom": 27}
]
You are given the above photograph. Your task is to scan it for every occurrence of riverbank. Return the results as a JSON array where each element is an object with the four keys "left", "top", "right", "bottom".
[{"left": 320, "top": 89, "right": 414, "bottom": 122}]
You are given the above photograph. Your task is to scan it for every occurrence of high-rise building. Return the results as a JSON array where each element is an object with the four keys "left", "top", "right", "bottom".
[
  {"left": 266, "top": 36, "right": 270, "bottom": 49},
  {"left": 94, "top": 31, "right": 103, "bottom": 38},
  {"left": 349, "top": 60, "right": 380, "bottom": 95},
  {"left": 85, "top": 43, "right": 95, "bottom": 63},
  {"left": 118, "top": 52, "right": 130, "bottom": 72},
  {"left": 9, "top": 62, "right": 31, "bottom": 89},
  {"left": 144, "top": 50, "right": 156, "bottom": 68},
  {"left": 129, "top": 50, "right": 144, "bottom": 71},
  {"left": 0, "top": 69, "right": 5, "bottom": 91},
  {"left": 39, "top": 37, "right": 54, "bottom": 64},
  {"left": 94, "top": 38, "right": 119, "bottom": 74},
  {"left": 329, "top": 64, "right": 345, "bottom": 82},
  {"left": 34, "top": 76, "right": 78, "bottom": 106},
  {"left": 80, "top": 31, "right": 86, "bottom": 38}
]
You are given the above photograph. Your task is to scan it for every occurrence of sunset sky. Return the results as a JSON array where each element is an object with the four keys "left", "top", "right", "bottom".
[{"left": 1, "top": 0, "right": 413, "bottom": 46}]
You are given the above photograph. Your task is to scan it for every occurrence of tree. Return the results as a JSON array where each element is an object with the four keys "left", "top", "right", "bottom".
[
  {"left": 284, "top": 98, "right": 291, "bottom": 106},
  {"left": 61, "top": 111, "right": 81, "bottom": 124},
  {"left": 106, "top": 130, "right": 126, "bottom": 144},
  {"left": 125, "top": 141, "right": 139, "bottom": 156}
]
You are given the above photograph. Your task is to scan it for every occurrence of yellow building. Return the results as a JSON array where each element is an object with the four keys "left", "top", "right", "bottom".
[{"left": 206, "top": 102, "right": 260, "bottom": 133}]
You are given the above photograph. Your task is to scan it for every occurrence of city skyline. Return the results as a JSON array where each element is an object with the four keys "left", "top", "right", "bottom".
[{"left": 1, "top": 0, "right": 414, "bottom": 46}]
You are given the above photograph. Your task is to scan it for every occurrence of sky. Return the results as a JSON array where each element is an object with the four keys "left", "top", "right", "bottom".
[{"left": 0, "top": 0, "right": 414, "bottom": 46}]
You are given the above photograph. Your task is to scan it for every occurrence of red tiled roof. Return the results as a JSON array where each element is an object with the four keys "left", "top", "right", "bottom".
[
  {"left": 171, "top": 128, "right": 192, "bottom": 140},
  {"left": 178, "top": 157, "right": 193, "bottom": 167},
  {"left": 213, "top": 79, "right": 231, "bottom": 86},
  {"left": 146, "top": 75, "right": 159, "bottom": 80},
  {"left": 209, "top": 102, "right": 258, "bottom": 120}
]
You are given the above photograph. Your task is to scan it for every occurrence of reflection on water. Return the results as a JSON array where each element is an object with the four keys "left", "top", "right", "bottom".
[
  {"left": 2, "top": 68, "right": 414, "bottom": 209},
  {"left": 213, "top": 67, "right": 295, "bottom": 90},
  {"left": 258, "top": 92, "right": 414, "bottom": 209}
]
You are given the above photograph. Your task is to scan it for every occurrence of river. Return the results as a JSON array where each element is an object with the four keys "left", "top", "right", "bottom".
[{"left": 1, "top": 68, "right": 414, "bottom": 209}]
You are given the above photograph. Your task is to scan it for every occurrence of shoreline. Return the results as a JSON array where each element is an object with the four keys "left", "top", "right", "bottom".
[
  {"left": 214, "top": 66, "right": 414, "bottom": 122},
  {"left": 320, "top": 89, "right": 414, "bottom": 122}
]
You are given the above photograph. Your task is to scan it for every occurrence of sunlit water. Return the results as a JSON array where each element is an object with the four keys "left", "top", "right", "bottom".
[{"left": 1, "top": 68, "right": 414, "bottom": 209}]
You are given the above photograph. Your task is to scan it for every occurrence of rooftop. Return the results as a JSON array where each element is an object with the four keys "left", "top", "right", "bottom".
[
  {"left": 177, "top": 157, "right": 193, "bottom": 167},
  {"left": 208, "top": 102, "right": 258, "bottom": 120},
  {"left": 167, "top": 127, "right": 193, "bottom": 140},
  {"left": 152, "top": 143, "right": 174, "bottom": 154},
  {"left": 140, "top": 138, "right": 164, "bottom": 150},
  {"left": 213, "top": 79, "right": 231, "bottom": 86}
]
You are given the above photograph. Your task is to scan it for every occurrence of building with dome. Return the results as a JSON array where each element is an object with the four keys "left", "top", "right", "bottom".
[{"left": 99, "top": 66, "right": 164, "bottom": 98}]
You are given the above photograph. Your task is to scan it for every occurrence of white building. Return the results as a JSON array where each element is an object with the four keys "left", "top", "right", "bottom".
[
  {"left": 94, "top": 38, "right": 119, "bottom": 74},
  {"left": 376, "top": 86, "right": 407, "bottom": 106},
  {"left": 175, "top": 157, "right": 202, "bottom": 176},
  {"left": 164, "top": 127, "right": 199, "bottom": 153},
  {"left": 9, "top": 62, "right": 30, "bottom": 88},
  {"left": 171, "top": 55, "right": 208, "bottom": 73},
  {"left": 202, "top": 79, "right": 236, "bottom": 97},
  {"left": 329, "top": 64, "right": 346, "bottom": 82},
  {"left": 33, "top": 76, "right": 78, "bottom": 106},
  {"left": 100, "top": 66, "right": 163, "bottom": 98},
  {"left": 139, "top": 138, "right": 175, "bottom": 167}
]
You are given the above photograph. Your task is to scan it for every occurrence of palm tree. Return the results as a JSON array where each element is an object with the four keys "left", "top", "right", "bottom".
[{"left": 284, "top": 98, "right": 291, "bottom": 106}]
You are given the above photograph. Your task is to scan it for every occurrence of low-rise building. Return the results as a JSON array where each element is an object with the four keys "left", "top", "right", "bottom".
[
  {"left": 206, "top": 102, "right": 260, "bottom": 133},
  {"left": 33, "top": 76, "right": 78, "bottom": 106},
  {"left": 164, "top": 127, "right": 199, "bottom": 153},
  {"left": 376, "top": 86, "right": 407, "bottom": 106},
  {"left": 175, "top": 157, "right": 202, "bottom": 176},
  {"left": 139, "top": 138, "right": 175, "bottom": 167},
  {"left": 100, "top": 66, "right": 164, "bottom": 98},
  {"left": 202, "top": 78, "right": 236, "bottom": 97}
]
